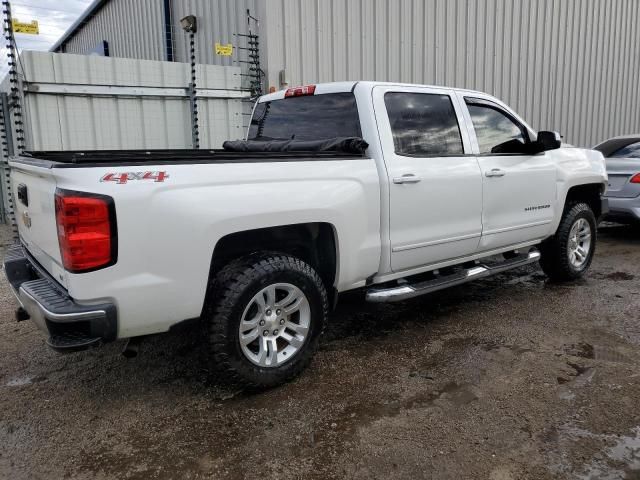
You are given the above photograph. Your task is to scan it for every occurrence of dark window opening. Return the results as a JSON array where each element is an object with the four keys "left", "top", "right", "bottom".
[
  {"left": 384, "top": 92, "right": 464, "bottom": 157},
  {"left": 248, "top": 92, "right": 361, "bottom": 141},
  {"left": 465, "top": 98, "right": 529, "bottom": 154}
]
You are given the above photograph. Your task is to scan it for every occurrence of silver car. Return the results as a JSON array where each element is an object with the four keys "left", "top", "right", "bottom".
[{"left": 593, "top": 135, "right": 640, "bottom": 224}]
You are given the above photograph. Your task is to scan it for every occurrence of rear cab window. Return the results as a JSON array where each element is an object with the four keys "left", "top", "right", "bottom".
[{"left": 248, "top": 92, "right": 362, "bottom": 141}]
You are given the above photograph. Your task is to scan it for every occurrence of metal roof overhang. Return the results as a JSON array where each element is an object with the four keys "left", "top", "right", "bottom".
[{"left": 49, "top": 0, "right": 110, "bottom": 52}]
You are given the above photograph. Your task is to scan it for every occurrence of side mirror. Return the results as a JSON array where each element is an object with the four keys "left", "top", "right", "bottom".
[{"left": 535, "top": 130, "right": 562, "bottom": 152}]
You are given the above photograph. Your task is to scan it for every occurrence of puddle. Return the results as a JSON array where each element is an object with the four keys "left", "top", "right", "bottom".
[
  {"left": 4, "top": 375, "right": 46, "bottom": 387},
  {"left": 593, "top": 347, "right": 632, "bottom": 364},
  {"left": 563, "top": 426, "right": 640, "bottom": 479},
  {"left": 503, "top": 272, "right": 547, "bottom": 286},
  {"left": 605, "top": 272, "right": 635, "bottom": 281},
  {"left": 558, "top": 389, "right": 575, "bottom": 401},
  {"left": 569, "top": 363, "right": 595, "bottom": 387},
  {"left": 475, "top": 340, "right": 532, "bottom": 356},
  {"left": 333, "top": 381, "right": 479, "bottom": 438},
  {"left": 579, "top": 464, "right": 627, "bottom": 480},
  {"left": 608, "top": 427, "right": 640, "bottom": 470},
  {"left": 566, "top": 342, "right": 595, "bottom": 359},
  {"left": 383, "top": 382, "right": 479, "bottom": 413},
  {"left": 438, "top": 382, "right": 478, "bottom": 406},
  {"left": 557, "top": 362, "right": 594, "bottom": 399},
  {"left": 5, "top": 376, "right": 34, "bottom": 387},
  {"left": 564, "top": 343, "right": 631, "bottom": 364}
]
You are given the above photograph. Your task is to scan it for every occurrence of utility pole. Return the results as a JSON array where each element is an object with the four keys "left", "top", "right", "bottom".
[
  {"left": 180, "top": 15, "right": 199, "bottom": 149},
  {"left": 235, "top": 9, "right": 263, "bottom": 99},
  {"left": 2, "top": 0, "right": 24, "bottom": 153},
  {"left": 1, "top": 0, "right": 20, "bottom": 236}
]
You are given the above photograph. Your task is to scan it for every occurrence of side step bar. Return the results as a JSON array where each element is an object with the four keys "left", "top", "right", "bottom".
[{"left": 366, "top": 250, "right": 541, "bottom": 303}]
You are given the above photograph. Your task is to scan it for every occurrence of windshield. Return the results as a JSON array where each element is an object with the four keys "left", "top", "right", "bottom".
[{"left": 247, "top": 93, "right": 361, "bottom": 141}]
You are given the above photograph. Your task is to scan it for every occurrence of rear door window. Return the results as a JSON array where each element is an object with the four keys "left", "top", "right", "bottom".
[
  {"left": 611, "top": 141, "right": 640, "bottom": 158},
  {"left": 384, "top": 92, "right": 464, "bottom": 156},
  {"left": 248, "top": 93, "right": 361, "bottom": 141}
]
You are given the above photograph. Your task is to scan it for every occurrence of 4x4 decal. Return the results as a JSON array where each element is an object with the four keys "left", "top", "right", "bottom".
[{"left": 101, "top": 172, "right": 169, "bottom": 184}]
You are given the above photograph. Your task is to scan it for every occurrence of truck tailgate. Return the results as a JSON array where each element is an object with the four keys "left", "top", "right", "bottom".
[{"left": 10, "top": 166, "right": 65, "bottom": 284}]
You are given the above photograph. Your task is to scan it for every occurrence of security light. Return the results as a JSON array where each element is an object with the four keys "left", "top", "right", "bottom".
[{"left": 180, "top": 15, "right": 197, "bottom": 33}]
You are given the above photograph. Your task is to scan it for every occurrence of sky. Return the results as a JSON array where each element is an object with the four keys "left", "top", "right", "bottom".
[{"left": 1, "top": 0, "right": 91, "bottom": 73}]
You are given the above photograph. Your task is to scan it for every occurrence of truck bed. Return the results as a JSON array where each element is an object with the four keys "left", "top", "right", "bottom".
[{"left": 15, "top": 149, "right": 366, "bottom": 168}]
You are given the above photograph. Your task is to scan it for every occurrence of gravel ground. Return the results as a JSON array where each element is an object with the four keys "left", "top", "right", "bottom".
[{"left": 1, "top": 223, "right": 640, "bottom": 480}]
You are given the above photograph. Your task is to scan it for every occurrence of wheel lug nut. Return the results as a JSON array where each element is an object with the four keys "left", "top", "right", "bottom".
[
  {"left": 273, "top": 330, "right": 279, "bottom": 335},
  {"left": 263, "top": 330, "right": 269, "bottom": 336},
  {"left": 259, "top": 320, "right": 265, "bottom": 326},
  {"left": 266, "top": 309, "right": 272, "bottom": 316},
  {"left": 276, "top": 309, "right": 281, "bottom": 315},
  {"left": 279, "top": 319, "right": 285, "bottom": 325}
]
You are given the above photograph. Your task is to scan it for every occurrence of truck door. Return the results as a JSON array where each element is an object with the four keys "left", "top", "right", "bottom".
[
  {"left": 372, "top": 86, "right": 483, "bottom": 272},
  {"left": 458, "top": 95, "right": 557, "bottom": 251}
]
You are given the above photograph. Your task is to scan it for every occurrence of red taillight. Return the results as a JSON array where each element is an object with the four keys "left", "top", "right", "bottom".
[
  {"left": 630, "top": 173, "right": 640, "bottom": 184},
  {"left": 284, "top": 84, "right": 316, "bottom": 98},
  {"left": 55, "top": 191, "right": 115, "bottom": 272}
]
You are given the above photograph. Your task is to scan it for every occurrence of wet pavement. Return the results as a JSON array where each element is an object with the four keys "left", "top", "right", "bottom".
[{"left": 1, "top": 223, "right": 640, "bottom": 479}]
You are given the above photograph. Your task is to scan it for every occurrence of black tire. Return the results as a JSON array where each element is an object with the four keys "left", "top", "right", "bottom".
[
  {"left": 539, "top": 202, "right": 597, "bottom": 281},
  {"left": 204, "top": 252, "right": 328, "bottom": 389}
]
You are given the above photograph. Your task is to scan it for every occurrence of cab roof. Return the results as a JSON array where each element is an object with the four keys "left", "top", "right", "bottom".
[{"left": 258, "top": 81, "right": 487, "bottom": 103}]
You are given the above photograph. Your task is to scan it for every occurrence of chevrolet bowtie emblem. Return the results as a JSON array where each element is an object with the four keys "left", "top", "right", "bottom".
[{"left": 22, "top": 211, "right": 31, "bottom": 228}]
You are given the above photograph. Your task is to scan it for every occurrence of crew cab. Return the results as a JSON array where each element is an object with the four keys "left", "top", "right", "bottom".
[{"left": 3, "top": 81, "right": 608, "bottom": 388}]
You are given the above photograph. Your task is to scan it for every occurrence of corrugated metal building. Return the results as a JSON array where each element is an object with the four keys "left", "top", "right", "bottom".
[
  {"left": 51, "top": 0, "right": 640, "bottom": 147},
  {"left": 51, "top": 0, "right": 259, "bottom": 67}
]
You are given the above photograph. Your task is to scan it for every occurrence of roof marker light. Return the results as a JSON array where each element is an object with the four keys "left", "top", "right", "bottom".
[{"left": 284, "top": 85, "right": 316, "bottom": 98}]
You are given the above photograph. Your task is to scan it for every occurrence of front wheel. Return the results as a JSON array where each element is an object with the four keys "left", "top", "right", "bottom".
[
  {"left": 539, "top": 202, "right": 597, "bottom": 281},
  {"left": 205, "top": 253, "right": 328, "bottom": 389}
]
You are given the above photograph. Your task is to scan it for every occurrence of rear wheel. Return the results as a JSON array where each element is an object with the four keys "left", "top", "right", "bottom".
[
  {"left": 205, "top": 253, "right": 328, "bottom": 389},
  {"left": 539, "top": 202, "right": 596, "bottom": 281}
]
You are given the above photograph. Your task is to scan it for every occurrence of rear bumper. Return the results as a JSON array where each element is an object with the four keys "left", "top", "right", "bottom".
[
  {"left": 603, "top": 195, "right": 640, "bottom": 222},
  {"left": 3, "top": 244, "right": 117, "bottom": 351}
]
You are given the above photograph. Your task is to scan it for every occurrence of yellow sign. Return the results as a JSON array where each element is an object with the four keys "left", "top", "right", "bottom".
[
  {"left": 12, "top": 19, "right": 39, "bottom": 35},
  {"left": 215, "top": 42, "right": 233, "bottom": 56}
]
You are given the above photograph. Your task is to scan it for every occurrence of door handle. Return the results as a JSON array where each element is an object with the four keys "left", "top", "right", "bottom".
[
  {"left": 485, "top": 168, "right": 506, "bottom": 178},
  {"left": 393, "top": 174, "right": 422, "bottom": 184}
]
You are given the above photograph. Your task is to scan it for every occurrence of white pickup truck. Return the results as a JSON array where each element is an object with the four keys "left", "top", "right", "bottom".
[{"left": 4, "top": 81, "right": 608, "bottom": 388}]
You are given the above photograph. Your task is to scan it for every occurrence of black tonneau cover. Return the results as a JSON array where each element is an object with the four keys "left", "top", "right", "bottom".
[
  {"left": 19, "top": 137, "right": 368, "bottom": 166},
  {"left": 222, "top": 137, "right": 368, "bottom": 154}
]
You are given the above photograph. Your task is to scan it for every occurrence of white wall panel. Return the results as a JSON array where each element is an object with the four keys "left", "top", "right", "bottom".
[{"left": 19, "top": 51, "right": 244, "bottom": 151}]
